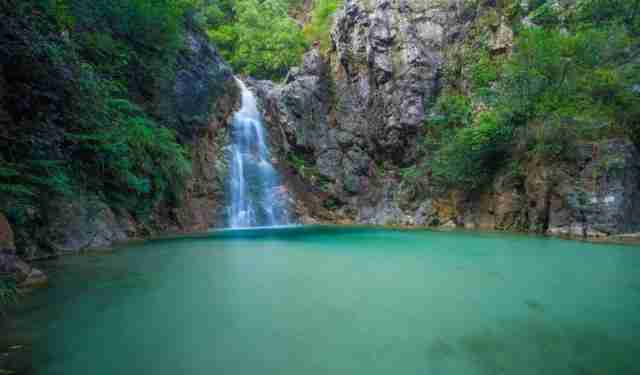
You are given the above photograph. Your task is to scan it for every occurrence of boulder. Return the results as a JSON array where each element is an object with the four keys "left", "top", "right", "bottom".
[
  {"left": 44, "top": 197, "right": 128, "bottom": 253},
  {"left": 0, "top": 255, "right": 47, "bottom": 288},
  {"left": 18, "top": 265, "right": 48, "bottom": 288}
]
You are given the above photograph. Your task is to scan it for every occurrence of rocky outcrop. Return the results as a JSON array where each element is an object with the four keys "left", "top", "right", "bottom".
[
  {"left": 258, "top": 0, "right": 478, "bottom": 221},
  {"left": 254, "top": 49, "right": 339, "bottom": 221},
  {"left": 258, "top": 0, "right": 640, "bottom": 240},
  {"left": 112, "top": 27, "right": 239, "bottom": 235},
  {"left": 43, "top": 197, "right": 131, "bottom": 253},
  {"left": 260, "top": 50, "right": 334, "bottom": 165},
  {"left": 331, "top": 0, "right": 468, "bottom": 165},
  {"left": 153, "top": 24, "right": 239, "bottom": 233},
  {"left": 337, "top": 138, "right": 640, "bottom": 239},
  {"left": 259, "top": 0, "right": 480, "bottom": 213},
  {"left": 418, "top": 138, "right": 640, "bottom": 238},
  {"left": 543, "top": 139, "right": 640, "bottom": 237},
  {"left": 0, "top": 213, "right": 47, "bottom": 287}
]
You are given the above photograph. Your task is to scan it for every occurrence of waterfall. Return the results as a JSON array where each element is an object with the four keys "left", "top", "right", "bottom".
[{"left": 227, "top": 78, "right": 290, "bottom": 228}]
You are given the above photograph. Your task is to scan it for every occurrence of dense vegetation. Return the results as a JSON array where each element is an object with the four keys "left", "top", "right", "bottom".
[
  {"left": 0, "top": 0, "right": 199, "bottom": 225},
  {"left": 423, "top": 0, "right": 640, "bottom": 192},
  {"left": 190, "top": 0, "right": 308, "bottom": 79},
  {"left": 0, "top": 278, "right": 18, "bottom": 315},
  {"left": 303, "top": 0, "right": 342, "bottom": 52},
  {"left": 189, "top": 0, "right": 342, "bottom": 78}
]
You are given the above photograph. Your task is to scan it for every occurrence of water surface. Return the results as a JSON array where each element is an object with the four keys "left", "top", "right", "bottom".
[{"left": 4, "top": 226, "right": 640, "bottom": 374}]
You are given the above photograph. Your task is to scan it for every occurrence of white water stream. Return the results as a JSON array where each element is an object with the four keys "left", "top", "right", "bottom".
[{"left": 227, "top": 78, "right": 290, "bottom": 228}]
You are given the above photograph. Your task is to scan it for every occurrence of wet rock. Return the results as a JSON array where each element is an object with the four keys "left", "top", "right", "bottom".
[
  {"left": 16, "top": 263, "right": 47, "bottom": 288},
  {"left": 428, "top": 139, "right": 640, "bottom": 238},
  {"left": 546, "top": 139, "right": 640, "bottom": 237},
  {"left": 414, "top": 200, "right": 438, "bottom": 226},
  {"left": 0, "top": 256, "right": 47, "bottom": 288},
  {"left": 440, "top": 220, "right": 458, "bottom": 229},
  {"left": 153, "top": 22, "right": 239, "bottom": 231},
  {"left": 44, "top": 197, "right": 128, "bottom": 253},
  {"left": 168, "top": 25, "right": 238, "bottom": 142}
]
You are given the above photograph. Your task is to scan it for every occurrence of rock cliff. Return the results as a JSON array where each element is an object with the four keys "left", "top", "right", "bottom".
[{"left": 257, "top": 0, "right": 640, "bottom": 239}]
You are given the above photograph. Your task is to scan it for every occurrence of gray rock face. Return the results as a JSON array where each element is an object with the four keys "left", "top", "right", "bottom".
[
  {"left": 151, "top": 21, "right": 239, "bottom": 232},
  {"left": 546, "top": 139, "right": 640, "bottom": 237},
  {"left": 261, "top": 49, "right": 335, "bottom": 159},
  {"left": 168, "top": 26, "right": 238, "bottom": 142},
  {"left": 448, "top": 139, "right": 640, "bottom": 238},
  {"left": 357, "top": 178, "right": 414, "bottom": 225},
  {"left": 44, "top": 197, "right": 130, "bottom": 253},
  {"left": 332, "top": 0, "right": 468, "bottom": 164},
  {"left": 247, "top": 1, "right": 640, "bottom": 239},
  {"left": 261, "top": 0, "right": 473, "bottom": 202}
]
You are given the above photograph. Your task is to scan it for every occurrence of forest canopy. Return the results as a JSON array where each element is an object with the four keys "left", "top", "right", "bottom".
[{"left": 189, "top": 0, "right": 309, "bottom": 80}]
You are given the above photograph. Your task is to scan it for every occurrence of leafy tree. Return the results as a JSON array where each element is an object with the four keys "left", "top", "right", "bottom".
[
  {"left": 231, "top": 0, "right": 307, "bottom": 79},
  {"left": 201, "top": 0, "right": 307, "bottom": 80},
  {"left": 425, "top": 0, "right": 640, "bottom": 191},
  {"left": 430, "top": 111, "right": 511, "bottom": 190},
  {"left": 0, "top": 278, "right": 19, "bottom": 316},
  {"left": 304, "top": 0, "right": 343, "bottom": 52},
  {"left": 0, "top": 0, "right": 195, "bottom": 226}
]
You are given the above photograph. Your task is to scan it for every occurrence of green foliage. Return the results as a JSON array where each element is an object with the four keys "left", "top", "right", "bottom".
[
  {"left": 430, "top": 111, "right": 510, "bottom": 190},
  {"left": 0, "top": 278, "right": 19, "bottom": 315},
  {"left": 289, "top": 152, "right": 318, "bottom": 179},
  {"left": 471, "top": 50, "right": 500, "bottom": 90},
  {"left": 68, "top": 97, "right": 191, "bottom": 213},
  {"left": 0, "top": 0, "right": 195, "bottom": 223},
  {"left": 201, "top": 0, "right": 307, "bottom": 80},
  {"left": 576, "top": 0, "right": 640, "bottom": 35},
  {"left": 528, "top": 2, "right": 561, "bottom": 27},
  {"left": 304, "top": 0, "right": 343, "bottom": 53},
  {"left": 232, "top": 0, "right": 307, "bottom": 79},
  {"left": 425, "top": 0, "right": 640, "bottom": 191},
  {"left": 430, "top": 93, "right": 473, "bottom": 128}
]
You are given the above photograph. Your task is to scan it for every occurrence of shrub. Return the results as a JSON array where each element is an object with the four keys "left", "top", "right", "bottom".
[
  {"left": 203, "top": 0, "right": 308, "bottom": 80},
  {"left": 430, "top": 111, "right": 511, "bottom": 190},
  {"left": 429, "top": 93, "right": 473, "bottom": 128},
  {"left": 0, "top": 0, "right": 196, "bottom": 223},
  {"left": 425, "top": 0, "right": 640, "bottom": 192},
  {"left": 303, "top": 0, "right": 343, "bottom": 53},
  {"left": 0, "top": 278, "right": 19, "bottom": 316}
]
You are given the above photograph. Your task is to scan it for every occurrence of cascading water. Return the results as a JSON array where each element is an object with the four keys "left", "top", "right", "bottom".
[{"left": 227, "top": 78, "right": 291, "bottom": 228}]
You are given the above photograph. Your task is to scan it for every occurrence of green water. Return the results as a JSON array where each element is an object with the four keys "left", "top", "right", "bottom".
[{"left": 3, "top": 226, "right": 640, "bottom": 374}]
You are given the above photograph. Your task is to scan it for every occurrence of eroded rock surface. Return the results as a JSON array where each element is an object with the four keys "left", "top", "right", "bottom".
[{"left": 258, "top": 0, "right": 640, "bottom": 239}]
